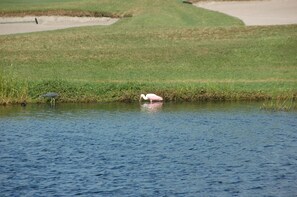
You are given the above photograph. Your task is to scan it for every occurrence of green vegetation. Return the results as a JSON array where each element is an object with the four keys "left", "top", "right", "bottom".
[
  {"left": 0, "top": 0, "right": 136, "bottom": 17},
  {"left": 261, "top": 98, "right": 297, "bottom": 111},
  {"left": 0, "top": 0, "right": 296, "bottom": 105}
]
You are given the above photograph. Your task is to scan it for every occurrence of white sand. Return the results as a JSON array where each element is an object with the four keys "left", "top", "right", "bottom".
[
  {"left": 0, "top": 16, "right": 118, "bottom": 35},
  {"left": 195, "top": 0, "right": 297, "bottom": 26}
]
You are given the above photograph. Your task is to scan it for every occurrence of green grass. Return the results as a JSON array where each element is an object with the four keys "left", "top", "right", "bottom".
[
  {"left": 261, "top": 98, "right": 297, "bottom": 111},
  {"left": 0, "top": 0, "right": 296, "bottom": 105},
  {"left": 0, "top": 0, "right": 137, "bottom": 17}
]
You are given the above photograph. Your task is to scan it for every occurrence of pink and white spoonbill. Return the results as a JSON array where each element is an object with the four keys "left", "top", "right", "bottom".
[{"left": 139, "top": 93, "right": 163, "bottom": 103}]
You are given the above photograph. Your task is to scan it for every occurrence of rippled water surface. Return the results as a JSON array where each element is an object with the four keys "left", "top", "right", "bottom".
[{"left": 0, "top": 103, "right": 297, "bottom": 196}]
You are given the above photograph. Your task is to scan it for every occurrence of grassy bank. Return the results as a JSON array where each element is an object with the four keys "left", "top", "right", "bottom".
[
  {"left": 1, "top": 73, "right": 296, "bottom": 105},
  {"left": 0, "top": 0, "right": 296, "bottom": 105}
]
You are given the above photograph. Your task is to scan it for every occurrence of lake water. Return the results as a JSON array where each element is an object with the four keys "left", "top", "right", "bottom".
[{"left": 0, "top": 102, "right": 296, "bottom": 196}]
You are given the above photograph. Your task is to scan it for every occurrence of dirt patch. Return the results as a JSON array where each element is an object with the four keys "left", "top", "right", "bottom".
[
  {"left": 0, "top": 16, "right": 118, "bottom": 35},
  {"left": 194, "top": 0, "right": 297, "bottom": 26}
]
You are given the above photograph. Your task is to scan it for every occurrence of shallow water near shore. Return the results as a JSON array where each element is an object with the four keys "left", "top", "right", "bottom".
[{"left": 0, "top": 102, "right": 297, "bottom": 196}]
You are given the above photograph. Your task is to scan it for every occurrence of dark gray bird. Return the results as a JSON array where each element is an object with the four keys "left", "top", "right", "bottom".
[{"left": 42, "top": 92, "right": 59, "bottom": 105}]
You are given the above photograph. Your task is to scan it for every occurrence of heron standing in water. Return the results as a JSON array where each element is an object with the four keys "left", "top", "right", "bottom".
[{"left": 42, "top": 92, "right": 59, "bottom": 106}]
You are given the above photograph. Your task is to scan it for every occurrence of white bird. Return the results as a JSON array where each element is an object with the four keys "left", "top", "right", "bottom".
[{"left": 140, "top": 93, "right": 163, "bottom": 103}]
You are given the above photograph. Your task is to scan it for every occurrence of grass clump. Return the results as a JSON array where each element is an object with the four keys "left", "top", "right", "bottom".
[
  {"left": 0, "top": 69, "right": 29, "bottom": 105},
  {"left": 261, "top": 98, "right": 297, "bottom": 111}
]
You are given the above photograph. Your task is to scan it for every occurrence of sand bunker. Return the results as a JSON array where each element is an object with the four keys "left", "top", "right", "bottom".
[
  {"left": 195, "top": 0, "right": 297, "bottom": 26},
  {"left": 0, "top": 16, "right": 118, "bottom": 35}
]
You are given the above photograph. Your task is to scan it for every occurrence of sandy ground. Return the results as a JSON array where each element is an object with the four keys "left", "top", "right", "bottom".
[
  {"left": 0, "top": 16, "right": 118, "bottom": 35},
  {"left": 195, "top": 0, "right": 297, "bottom": 26}
]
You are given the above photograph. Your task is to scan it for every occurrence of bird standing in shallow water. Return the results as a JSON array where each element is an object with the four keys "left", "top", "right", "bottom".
[
  {"left": 140, "top": 93, "right": 163, "bottom": 103},
  {"left": 42, "top": 92, "right": 59, "bottom": 106}
]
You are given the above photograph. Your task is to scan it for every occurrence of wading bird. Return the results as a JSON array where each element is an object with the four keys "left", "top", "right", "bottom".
[
  {"left": 140, "top": 93, "right": 163, "bottom": 103},
  {"left": 42, "top": 92, "right": 59, "bottom": 105}
]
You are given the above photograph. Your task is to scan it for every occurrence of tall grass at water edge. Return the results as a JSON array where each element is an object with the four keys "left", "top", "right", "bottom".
[
  {"left": 1, "top": 75, "right": 296, "bottom": 108},
  {"left": 1, "top": 65, "right": 296, "bottom": 110},
  {"left": 261, "top": 98, "right": 297, "bottom": 112},
  {"left": 0, "top": 70, "right": 29, "bottom": 104}
]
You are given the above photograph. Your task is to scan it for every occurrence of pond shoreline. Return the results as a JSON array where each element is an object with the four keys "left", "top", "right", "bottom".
[
  {"left": 1, "top": 87, "right": 296, "bottom": 106},
  {"left": 1, "top": 77, "right": 296, "bottom": 106}
]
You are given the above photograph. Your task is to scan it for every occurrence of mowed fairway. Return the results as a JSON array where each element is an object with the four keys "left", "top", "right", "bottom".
[{"left": 0, "top": 0, "right": 296, "bottom": 103}]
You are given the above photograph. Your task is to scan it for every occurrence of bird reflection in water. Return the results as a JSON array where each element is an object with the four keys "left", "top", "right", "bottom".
[{"left": 141, "top": 102, "right": 163, "bottom": 113}]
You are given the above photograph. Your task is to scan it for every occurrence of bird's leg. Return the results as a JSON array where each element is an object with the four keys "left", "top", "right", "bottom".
[{"left": 50, "top": 98, "right": 56, "bottom": 106}]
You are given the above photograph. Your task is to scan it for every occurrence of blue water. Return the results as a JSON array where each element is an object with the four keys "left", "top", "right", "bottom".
[{"left": 0, "top": 103, "right": 297, "bottom": 196}]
